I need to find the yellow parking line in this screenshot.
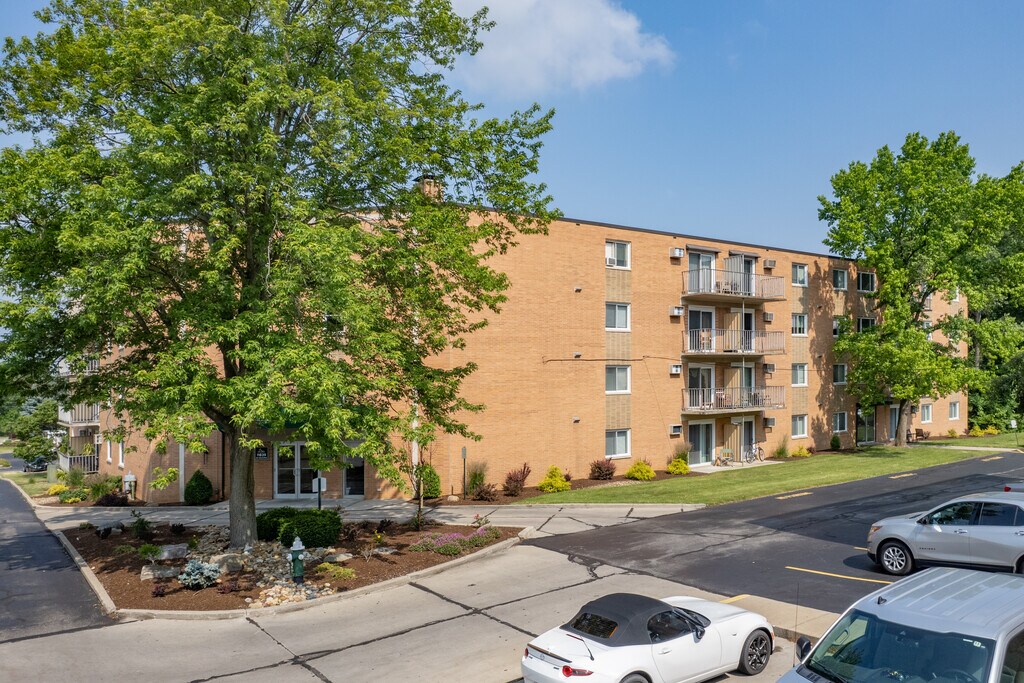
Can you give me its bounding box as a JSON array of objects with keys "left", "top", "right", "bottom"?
[
  {"left": 785, "top": 566, "right": 893, "bottom": 585},
  {"left": 777, "top": 492, "right": 812, "bottom": 500},
  {"left": 889, "top": 473, "right": 915, "bottom": 479},
  {"left": 720, "top": 594, "right": 750, "bottom": 604},
  {"left": 853, "top": 546, "right": 868, "bottom": 551},
  {"left": 982, "top": 456, "right": 1004, "bottom": 462}
]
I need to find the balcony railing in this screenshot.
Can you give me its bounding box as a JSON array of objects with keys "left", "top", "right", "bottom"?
[
  {"left": 683, "top": 269, "right": 785, "bottom": 300},
  {"left": 58, "top": 402, "right": 100, "bottom": 426},
  {"left": 58, "top": 435, "right": 101, "bottom": 473},
  {"left": 684, "top": 329, "right": 785, "bottom": 355},
  {"left": 683, "top": 386, "right": 786, "bottom": 413}
]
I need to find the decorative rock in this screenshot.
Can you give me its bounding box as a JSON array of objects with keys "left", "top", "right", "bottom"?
[
  {"left": 157, "top": 543, "right": 189, "bottom": 560},
  {"left": 447, "top": 495, "right": 459, "bottom": 502},
  {"left": 210, "top": 552, "right": 245, "bottom": 574},
  {"left": 374, "top": 547, "right": 397, "bottom": 556},
  {"left": 323, "top": 552, "right": 353, "bottom": 563},
  {"left": 141, "top": 565, "right": 181, "bottom": 581}
]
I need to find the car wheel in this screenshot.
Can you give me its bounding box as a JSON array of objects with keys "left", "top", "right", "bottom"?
[
  {"left": 619, "top": 674, "right": 649, "bottom": 683},
  {"left": 879, "top": 540, "right": 914, "bottom": 575},
  {"left": 738, "top": 629, "right": 771, "bottom": 675},
  {"left": 1014, "top": 557, "right": 1024, "bottom": 575}
]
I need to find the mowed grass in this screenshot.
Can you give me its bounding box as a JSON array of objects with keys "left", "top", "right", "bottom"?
[
  {"left": 0, "top": 470, "right": 53, "bottom": 497},
  {"left": 521, "top": 446, "right": 994, "bottom": 506},
  {"left": 926, "top": 433, "right": 1024, "bottom": 449}
]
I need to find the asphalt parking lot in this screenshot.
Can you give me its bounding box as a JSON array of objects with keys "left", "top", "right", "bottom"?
[{"left": 529, "top": 450, "right": 1024, "bottom": 613}]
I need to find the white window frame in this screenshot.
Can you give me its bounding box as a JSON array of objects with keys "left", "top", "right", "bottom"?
[
  {"left": 833, "top": 364, "right": 847, "bottom": 385},
  {"left": 605, "top": 240, "right": 630, "bottom": 269},
  {"left": 792, "top": 313, "right": 807, "bottom": 336},
  {"left": 923, "top": 319, "right": 933, "bottom": 341},
  {"left": 605, "top": 429, "right": 631, "bottom": 459},
  {"left": 792, "top": 363, "right": 808, "bottom": 387},
  {"left": 832, "top": 317, "right": 841, "bottom": 337},
  {"left": 832, "top": 269, "right": 847, "bottom": 291},
  {"left": 832, "top": 411, "right": 848, "bottom": 433},
  {"left": 605, "top": 365, "right": 631, "bottom": 395},
  {"left": 952, "top": 286, "right": 960, "bottom": 302},
  {"left": 921, "top": 404, "right": 933, "bottom": 424},
  {"left": 792, "top": 414, "right": 808, "bottom": 439},
  {"left": 857, "top": 317, "right": 876, "bottom": 333},
  {"left": 118, "top": 441, "right": 125, "bottom": 469},
  {"left": 605, "top": 302, "right": 630, "bottom": 331},
  {"left": 857, "top": 271, "right": 876, "bottom": 292},
  {"left": 792, "top": 263, "right": 808, "bottom": 287},
  {"left": 106, "top": 439, "right": 112, "bottom": 464},
  {"left": 949, "top": 401, "right": 960, "bottom": 420}
]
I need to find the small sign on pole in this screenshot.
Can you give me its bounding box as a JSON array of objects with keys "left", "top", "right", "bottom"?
[{"left": 311, "top": 476, "right": 328, "bottom": 493}]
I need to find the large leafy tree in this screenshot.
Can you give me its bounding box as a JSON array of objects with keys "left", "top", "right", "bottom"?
[
  {"left": 0, "top": 0, "right": 555, "bottom": 546},
  {"left": 820, "top": 132, "right": 999, "bottom": 446}
]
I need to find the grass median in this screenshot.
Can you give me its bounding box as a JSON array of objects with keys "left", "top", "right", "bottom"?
[
  {"left": 0, "top": 470, "right": 53, "bottom": 497},
  {"left": 520, "top": 445, "right": 994, "bottom": 506}
]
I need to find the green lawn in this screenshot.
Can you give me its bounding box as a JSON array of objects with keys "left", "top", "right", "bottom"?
[
  {"left": 0, "top": 470, "right": 53, "bottom": 497},
  {"left": 925, "top": 433, "right": 1024, "bottom": 449},
  {"left": 521, "top": 446, "right": 993, "bottom": 505}
]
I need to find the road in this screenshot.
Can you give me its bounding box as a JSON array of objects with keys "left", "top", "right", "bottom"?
[{"left": 528, "top": 450, "right": 1024, "bottom": 614}]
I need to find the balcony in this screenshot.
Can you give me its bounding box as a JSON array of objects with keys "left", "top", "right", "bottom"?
[
  {"left": 682, "top": 268, "right": 785, "bottom": 303},
  {"left": 683, "top": 329, "right": 786, "bottom": 357},
  {"left": 58, "top": 402, "right": 100, "bottom": 426},
  {"left": 682, "top": 386, "right": 786, "bottom": 415},
  {"left": 58, "top": 434, "right": 100, "bottom": 473}
]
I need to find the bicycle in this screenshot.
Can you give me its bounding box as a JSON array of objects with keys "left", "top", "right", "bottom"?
[{"left": 741, "top": 446, "right": 765, "bottom": 464}]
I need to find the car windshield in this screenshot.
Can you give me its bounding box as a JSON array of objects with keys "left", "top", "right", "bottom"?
[{"left": 805, "top": 610, "right": 994, "bottom": 683}]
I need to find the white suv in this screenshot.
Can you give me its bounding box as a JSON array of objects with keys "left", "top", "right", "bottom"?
[{"left": 781, "top": 568, "right": 1024, "bottom": 683}]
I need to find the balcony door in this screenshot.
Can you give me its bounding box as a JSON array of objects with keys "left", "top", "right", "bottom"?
[
  {"left": 856, "top": 406, "right": 876, "bottom": 444},
  {"left": 688, "top": 307, "right": 714, "bottom": 351},
  {"left": 689, "top": 252, "right": 714, "bottom": 293},
  {"left": 688, "top": 365, "right": 714, "bottom": 408},
  {"left": 275, "top": 443, "right": 318, "bottom": 498},
  {"left": 688, "top": 421, "right": 714, "bottom": 465},
  {"left": 742, "top": 311, "right": 755, "bottom": 351}
]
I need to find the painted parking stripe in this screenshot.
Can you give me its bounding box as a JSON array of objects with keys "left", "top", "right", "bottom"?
[
  {"left": 720, "top": 594, "right": 750, "bottom": 604},
  {"left": 777, "top": 492, "right": 812, "bottom": 500},
  {"left": 889, "top": 473, "right": 915, "bottom": 479},
  {"left": 785, "top": 566, "right": 893, "bottom": 585},
  {"left": 982, "top": 456, "right": 1004, "bottom": 462}
]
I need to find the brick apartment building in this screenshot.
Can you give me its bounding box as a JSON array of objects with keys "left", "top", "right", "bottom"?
[{"left": 58, "top": 214, "right": 967, "bottom": 503}]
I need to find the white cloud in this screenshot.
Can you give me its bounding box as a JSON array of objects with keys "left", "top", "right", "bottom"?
[{"left": 451, "top": 0, "right": 674, "bottom": 98}]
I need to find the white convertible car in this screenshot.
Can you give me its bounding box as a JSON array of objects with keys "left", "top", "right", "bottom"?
[{"left": 522, "top": 593, "right": 773, "bottom": 683}]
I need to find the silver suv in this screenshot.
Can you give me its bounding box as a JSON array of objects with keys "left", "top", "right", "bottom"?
[
  {"left": 780, "top": 568, "right": 1024, "bottom": 683},
  {"left": 867, "top": 491, "right": 1024, "bottom": 575}
]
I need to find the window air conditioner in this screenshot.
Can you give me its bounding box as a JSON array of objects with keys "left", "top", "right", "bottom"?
[
  {"left": 669, "top": 424, "right": 683, "bottom": 436},
  {"left": 764, "top": 417, "right": 776, "bottom": 428},
  {"left": 764, "top": 363, "right": 776, "bottom": 373},
  {"left": 669, "top": 364, "right": 682, "bottom": 375},
  {"left": 670, "top": 306, "right": 684, "bottom": 317},
  {"left": 764, "top": 259, "right": 776, "bottom": 269},
  {"left": 605, "top": 257, "right": 618, "bottom": 267},
  {"left": 763, "top": 312, "right": 774, "bottom": 322},
  {"left": 670, "top": 247, "right": 685, "bottom": 258}
]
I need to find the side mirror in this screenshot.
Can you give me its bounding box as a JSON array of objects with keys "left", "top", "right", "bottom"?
[
  {"left": 796, "top": 636, "right": 813, "bottom": 661},
  {"left": 917, "top": 517, "right": 929, "bottom": 525},
  {"left": 694, "top": 626, "right": 705, "bottom": 642}
]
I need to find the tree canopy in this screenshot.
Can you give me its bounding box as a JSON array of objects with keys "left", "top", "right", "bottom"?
[{"left": 0, "top": 0, "right": 556, "bottom": 546}]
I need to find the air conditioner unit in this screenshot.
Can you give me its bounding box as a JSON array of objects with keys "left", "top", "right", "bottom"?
[
  {"left": 764, "top": 259, "right": 777, "bottom": 269},
  {"left": 605, "top": 257, "right": 618, "bottom": 267},
  {"left": 669, "top": 424, "right": 683, "bottom": 436},
  {"left": 670, "top": 306, "right": 684, "bottom": 317},
  {"left": 764, "top": 417, "right": 776, "bottom": 428},
  {"left": 669, "top": 364, "right": 682, "bottom": 375},
  {"left": 764, "top": 363, "right": 776, "bottom": 373},
  {"left": 763, "top": 312, "right": 774, "bottom": 322},
  {"left": 670, "top": 247, "right": 685, "bottom": 258}
]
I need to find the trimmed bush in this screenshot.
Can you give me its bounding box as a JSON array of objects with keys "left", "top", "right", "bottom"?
[
  {"left": 47, "top": 483, "right": 69, "bottom": 496},
  {"left": 178, "top": 560, "right": 221, "bottom": 589},
  {"left": 58, "top": 488, "right": 88, "bottom": 503},
  {"left": 791, "top": 445, "right": 811, "bottom": 458},
  {"left": 502, "top": 462, "right": 531, "bottom": 497},
  {"left": 983, "top": 425, "right": 1000, "bottom": 435},
  {"left": 256, "top": 507, "right": 299, "bottom": 541},
  {"left": 278, "top": 509, "right": 342, "bottom": 548},
  {"left": 315, "top": 563, "right": 356, "bottom": 581},
  {"left": 589, "top": 459, "right": 616, "bottom": 480},
  {"left": 537, "top": 466, "right": 571, "bottom": 493},
  {"left": 624, "top": 459, "right": 656, "bottom": 481},
  {"left": 830, "top": 434, "right": 842, "bottom": 450},
  {"left": 946, "top": 429, "right": 958, "bottom": 438},
  {"left": 95, "top": 491, "right": 129, "bottom": 507},
  {"left": 183, "top": 470, "right": 213, "bottom": 506},
  {"left": 666, "top": 457, "right": 689, "bottom": 476},
  {"left": 415, "top": 462, "right": 441, "bottom": 499}
]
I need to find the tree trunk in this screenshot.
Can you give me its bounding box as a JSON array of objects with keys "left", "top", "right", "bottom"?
[
  {"left": 894, "top": 399, "right": 910, "bottom": 447},
  {"left": 226, "top": 428, "right": 257, "bottom": 549},
  {"left": 973, "top": 310, "right": 982, "bottom": 369}
]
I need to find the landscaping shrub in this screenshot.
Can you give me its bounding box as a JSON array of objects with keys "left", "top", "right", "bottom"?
[
  {"left": 137, "top": 544, "right": 160, "bottom": 563},
  {"left": 113, "top": 544, "right": 134, "bottom": 555},
  {"left": 947, "top": 429, "right": 958, "bottom": 438},
  {"left": 830, "top": 434, "right": 842, "bottom": 451},
  {"left": 409, "top": 527, "right": 501, "bottom": 556},
  {"left": 537, "top": 465, "right": 571, "bottom": 493},
  {"left": 0, "top": 458, "right": 9, "bottom": 468},
  {"left": 95, "top": 491, "right": 129, "bottom": 507},
  {"left": 58, "top": 488, "right": 88, "bottom": 503},
  {"left": 178, "top": 559, "right": 221, "bottom": 589},
  {"left": 130, "top": 510, "right": 154, "bottom": 540},
  {"left": 415, "top": 462, "right": 441, "bottom": 498},
  {"left": 256, "top": 507, "right": 299, "bottom": 541},
  {"left": 773, "top": 436, "right": 790, "bottom": 459},
  {"left": 791, "top": 445, "right": 811, "bottom": 458},
  {"left": 666, "top": 457, "right": 689, "bottom": 476},
  {"left": 277, "top": 509, "right": 343, "bottom": 548},
  {"left": 375, "top": 518, "right": 395, "bottom": 536},
  {"left": 467, "top": 462, "right": 487, "bottom": 495},
  {"left": 983, "top": 425, "right": 1000, "bottom": 435},
  {"left": 86, "top": 474, "right": 122, "bottom": 500},
  {"left": 151, "top": 584, "right": 167, "bottom": 598},
  {"left": 563, "top": 470, "right": 573, "bottom": 482},
  {"left": 183, "top": 470, "right": 213, "bottom": 505},
  {"left": 47, "top": 483, "right": 69, "bottom": 496},
  {"left": 969, "top": 425, "right": 985, "bottom": 437},
  {"left": 473, "top": 483, "right": 498, "bottom": 502},
  {"left": 502, "top": 462, "right": 531, "bottom": 497},
  {"left": 589, "top": 459, "right": 616, "bottom": 480},
  {"left": 65, "top": 467, "right": 86, "bottom": 488},
  {"left": 624, "top": 459, "right": 656, "bottom": 481},
  {"left": 170, "top": 523, "right": 186, "bottom": 535},
  {"left": 315, "top": 563, "right": 356, "bottom": 581}
]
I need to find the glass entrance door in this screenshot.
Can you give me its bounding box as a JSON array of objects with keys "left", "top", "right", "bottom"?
[
  {"left": 742, "top": 419, "right": 756, "bottom": 457},
  {"left": 688, "top": 422, "right": 714, "bottom": 465},
  {"left": 857, "top": 407, "right": 876, "bottom": 443},
  {"left": 275, "top": 443, "right": 318, "bottom": 497},
  {"left": 889, "top": 406, "right": 899, "bottom": 441},
  {"left": 688, "top": 366, "right": 714, "bottom": 407}
]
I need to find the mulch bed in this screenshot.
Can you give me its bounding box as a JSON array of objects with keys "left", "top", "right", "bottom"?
[{"left": 65, "top": 521, "right": 518, "bottom": 611}]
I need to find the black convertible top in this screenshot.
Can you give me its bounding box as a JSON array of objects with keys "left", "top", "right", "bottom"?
[{"left": 561, "top": 593, "right": 672, "bottom": 646}]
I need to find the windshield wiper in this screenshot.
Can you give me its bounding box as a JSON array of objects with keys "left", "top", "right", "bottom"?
[{"left": 806, "top": 661, "right": 851, "bottom": 683}]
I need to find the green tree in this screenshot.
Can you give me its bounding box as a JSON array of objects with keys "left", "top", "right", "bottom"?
[
  {"left": 0, "top": 0, "right": 555, "bottom": 547},
  {"left": 820, "top": 132, "right": 999, "bottom": 446},
  {"left": 9, "top": 398, "right": 60, "bottom": 463}
]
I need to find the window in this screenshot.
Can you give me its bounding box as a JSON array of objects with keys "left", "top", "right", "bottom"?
[
  {"left": 792, "top": 314, "right": 807, "bottom": 336},
  {"left": 858, "top": 317, "right": 876, "bottom": 333},
  {"left": 605, "top": 365, "right": 630, "bottom": 394},
  {"left": 647, "top": 610, "right": 692, "bottom": 643},
  {"left": 792, "top": 414, "right": 808, "bottom": 438},
  {"left": 792, "top": 263, "right": 808, "bottom": 287},
  {"left": 921, "top": 404, "right": 933, "bottom": 423},
  {"left": 605, "top": 429, "right": 630, "bottom": 459},
  {"left": 925, "top": 501, "right": 976, "bottom": 526},
  {"left": 605, "top": 240, "right": 630, "bottom": 268},
  {"left": 833, "top": 412, "right": 848, "bottom": 433},
  {"left": 977, "top": 503, "right": 1021, "bottom": 527},
  {"left": 106, "top": 439, "right": 112, "bottom": 464},
  {"left": 952, "top": 286, "right": 960, "bottom": 302},
  {"left": 857, "top": 271, "right": 876, "bottom": 292},
  {"left": 605, "top": 302, "right": 630, "bottom": 330},
  {"left": 792, "top": 363, "right": 808, "bottom": 386},
  {"left": 570, "top": 613, "right": 619, "bottom": 640},
  {"left": 118, "top": 441, "right": 125, "bottom": 468},
  {"left": 949, "top": 401, "right": 960, "bottom": 420},
  {"left": 833, "top": 317, "right": 841, "bottom": 337},
  {"left": 832, "top": 269, "right": 847, "bottom": 290},
  {"left": 833, "top": 364, "right": 847, "bottom": 384}
]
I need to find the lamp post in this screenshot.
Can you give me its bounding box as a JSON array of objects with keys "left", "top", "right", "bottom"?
[{"left": 290, "top": 537, "right": 305, "bottom": 584}]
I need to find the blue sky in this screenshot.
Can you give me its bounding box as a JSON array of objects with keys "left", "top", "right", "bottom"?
[{"left": 4, "top": 1, "right": 1024, "bottom": 252}]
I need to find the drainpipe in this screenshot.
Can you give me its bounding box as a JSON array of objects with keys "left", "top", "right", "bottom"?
[{"left": 220, "top": 428, "right": 226, "bottom": 501}]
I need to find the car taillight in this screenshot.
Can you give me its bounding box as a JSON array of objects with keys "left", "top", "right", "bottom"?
[
  {"left": 1006, "top": 486, "right": 1012, "bottom": 492},
  {"left": 524, "top": 647, "right": 529, "bottom": 658},
  {"left": 562, "top": 665, "right": 594, "bottom": 677}
]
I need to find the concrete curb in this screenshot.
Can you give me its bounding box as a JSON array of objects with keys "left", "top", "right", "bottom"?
[{"left": 56, "top": 525, "right": 532, "bottom": 622}]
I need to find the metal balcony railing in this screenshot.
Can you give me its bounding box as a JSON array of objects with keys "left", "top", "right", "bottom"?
[
  {"left": 684, "top": 329, "right": 786, "bottom": 355},
  {"left": 683, "top": 386, "right": 786, "bottom": 412},
  {"left": 58, "top": 403, "right": 100, "bottom": 426},
  {"left": 58, "top": 434, "right": 101, "bottom": 473},
  {"left": 684, "top": 269, "right": 785, "bottom": 300}
]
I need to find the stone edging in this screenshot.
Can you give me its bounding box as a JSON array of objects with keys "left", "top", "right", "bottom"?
[{"left": 55, "top": 526, "right": 532, "bottom": 621}]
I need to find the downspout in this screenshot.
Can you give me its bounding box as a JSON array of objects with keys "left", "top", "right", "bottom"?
[{"left": 220, "top": 428, "right": 226, "bottom": 501}]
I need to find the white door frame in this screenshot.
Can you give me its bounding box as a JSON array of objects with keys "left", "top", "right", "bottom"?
[{"left": 274, "top": 441, "right": 318, "bottom": 498}]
